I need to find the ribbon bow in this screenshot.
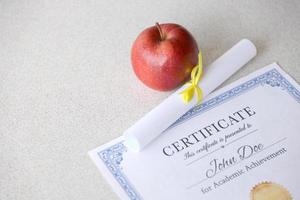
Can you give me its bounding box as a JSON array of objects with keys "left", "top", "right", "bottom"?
[{"left": 180, "top": 51, "right": 204, "bottom": 104}]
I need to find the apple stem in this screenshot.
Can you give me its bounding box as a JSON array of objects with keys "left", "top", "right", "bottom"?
[{"left": 155, "top": 22, "right": 165, "bottom": 40}]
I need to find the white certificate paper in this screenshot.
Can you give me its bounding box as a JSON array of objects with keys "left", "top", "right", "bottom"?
[{"left": 89, "top": 63, "right": 300, "bottom": 200}]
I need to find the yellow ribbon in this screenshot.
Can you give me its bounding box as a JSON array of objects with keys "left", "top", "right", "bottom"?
[{"left": 180, "top": 51, "right": 203, "bottom": 104}]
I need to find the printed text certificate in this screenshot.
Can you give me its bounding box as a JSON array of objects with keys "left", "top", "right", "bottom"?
[{"left": 89, "top": 63, "right": 300, "bottom": 200}]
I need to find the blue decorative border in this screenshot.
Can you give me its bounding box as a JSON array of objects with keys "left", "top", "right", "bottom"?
[
  {"left": 97, "top": 68, "right": 300, "bottom": 200},
  {"left": 98, "top": 143, "right": 141, "bottom": 200}
]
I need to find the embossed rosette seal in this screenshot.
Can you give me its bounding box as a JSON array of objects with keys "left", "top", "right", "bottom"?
[{"left": 250, "top": 182, "right": 292, "bottom": 200}]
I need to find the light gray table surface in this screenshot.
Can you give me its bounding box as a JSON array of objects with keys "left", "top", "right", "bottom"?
[{"left": 0, "top": 0, "right": 299, "bottom": 199}]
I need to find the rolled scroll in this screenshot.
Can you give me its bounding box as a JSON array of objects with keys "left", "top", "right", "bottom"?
[{"left": 124, "top": 39, "right": 257, "bottom": 152}]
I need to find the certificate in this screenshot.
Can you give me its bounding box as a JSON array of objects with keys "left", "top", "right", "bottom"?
[{"left": 89, "top": 63, "right": 300, "bottom": 200}]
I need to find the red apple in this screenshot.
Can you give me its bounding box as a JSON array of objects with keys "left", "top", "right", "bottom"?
[{"left": 131, "top": 23, "right": 199, "bottom": 91}]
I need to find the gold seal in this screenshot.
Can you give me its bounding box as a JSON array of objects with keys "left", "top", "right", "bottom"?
[{"left": 250, "top": 182, "right": 292, "bottom": 200}]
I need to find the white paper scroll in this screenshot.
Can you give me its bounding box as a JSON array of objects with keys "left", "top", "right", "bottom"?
[{"left": 124, "top": 39, "right": 257, "bottom": 152}]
